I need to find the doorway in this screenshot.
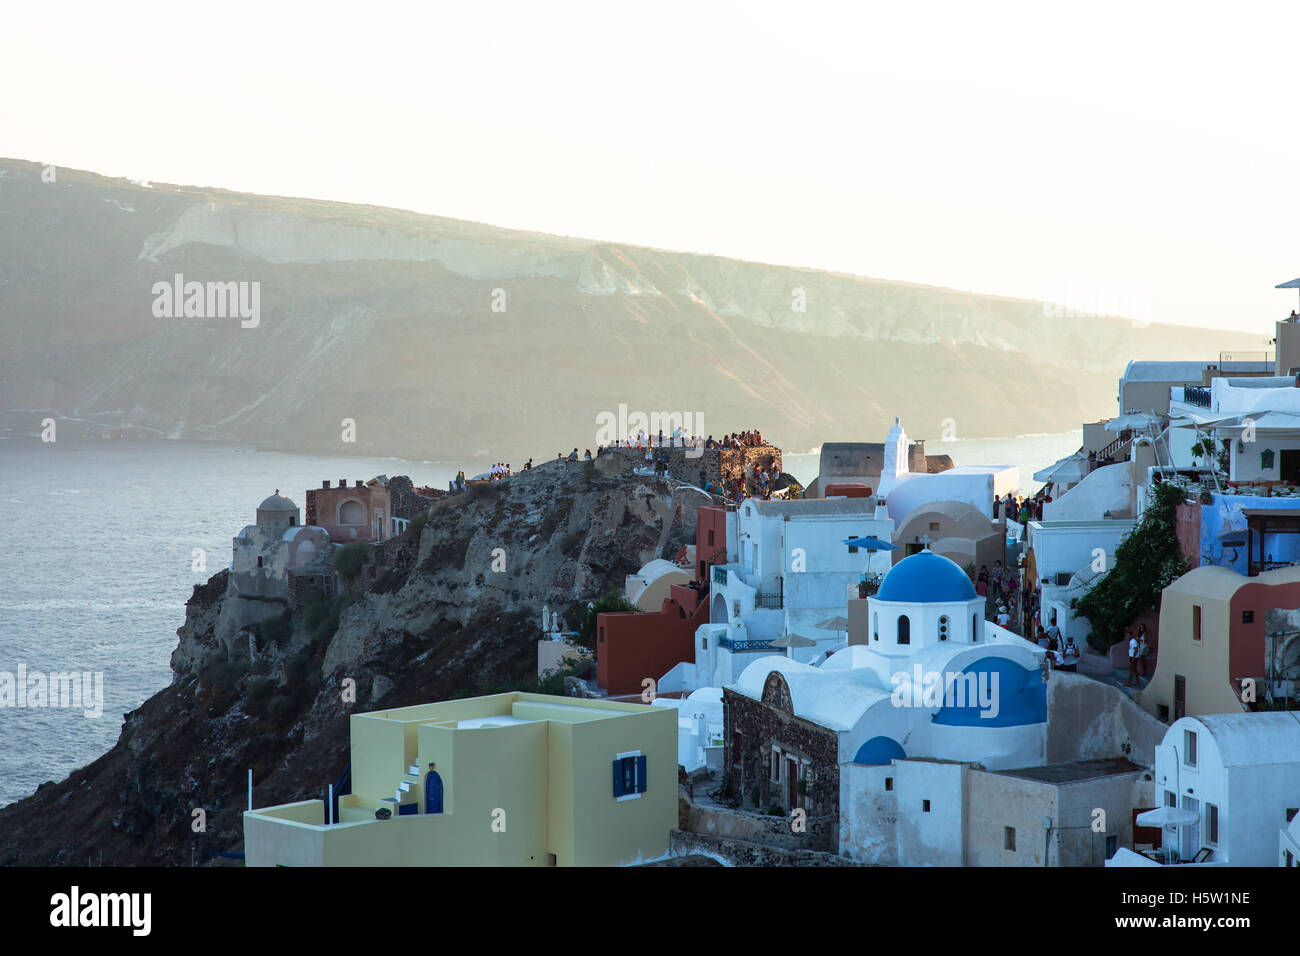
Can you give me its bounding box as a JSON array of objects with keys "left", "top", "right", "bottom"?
[{"left": 424, "top": 769, "right": 444, "bottom": 814}]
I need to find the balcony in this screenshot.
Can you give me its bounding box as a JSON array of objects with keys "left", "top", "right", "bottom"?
[
  {"left": 711, "top": 565, "right": 728, "bottom": 587},
  {"left": 753, "top": 590, "right": 784, "bottom": 609},
  {"left": 1183, "top": 385, "right": 1211, "bottom": 408},
  {"left": 718, "top": 636, "right": 776, "bottom": 652}
]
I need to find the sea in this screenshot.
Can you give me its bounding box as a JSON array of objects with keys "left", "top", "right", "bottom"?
[{"left": 0, "top": 430, "right": 1079, "bottom": 807}]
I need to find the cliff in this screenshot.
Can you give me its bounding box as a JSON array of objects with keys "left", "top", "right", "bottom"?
[
  {"left": 0, "top": 158, "right": 1263, "bottom": 458},
  {"left": 0, "top": 462, "right": 697, "bottom": 865}
]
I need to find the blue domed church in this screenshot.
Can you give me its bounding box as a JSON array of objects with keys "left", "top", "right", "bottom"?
[{"left": 721, "top": 546, "right": 1048, "bottom": 853}]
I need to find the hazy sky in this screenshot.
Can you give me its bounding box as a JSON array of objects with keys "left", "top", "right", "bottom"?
[{"left": 3, "top": 1, "right": 1298, "bottom": 335}]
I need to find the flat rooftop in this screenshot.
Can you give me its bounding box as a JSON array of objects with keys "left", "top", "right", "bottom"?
[{"left": 992, "top": 757, "right": 1143, "bottom": 784}]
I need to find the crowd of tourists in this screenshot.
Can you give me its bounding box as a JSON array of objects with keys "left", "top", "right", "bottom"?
[{"left": 994, "top": 490, "right": 1054, "bottom": 524}]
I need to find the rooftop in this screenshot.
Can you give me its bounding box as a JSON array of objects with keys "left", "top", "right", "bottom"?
[{"left": 993, "top": 757, "right": 1144, "bottom": 784}]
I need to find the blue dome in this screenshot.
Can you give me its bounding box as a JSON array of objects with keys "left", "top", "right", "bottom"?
[
  {"left": 854, "top": 736, "right": 907, "bottom": 766},
  {"left": 875, "top": 549, "right": 977, "bottom": 603}
]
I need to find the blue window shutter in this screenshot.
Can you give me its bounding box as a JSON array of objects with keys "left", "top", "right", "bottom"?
[
  {"left": 636, "top": 755, "right": 648, "bottom": 793},
  {"left": 613, "top": 759, "right": 624, "bottom": 797}
]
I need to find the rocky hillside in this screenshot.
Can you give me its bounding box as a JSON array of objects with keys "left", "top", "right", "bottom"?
[
  {"left": 0, "top": 158, "right": 1262, "bottom": 457},
  {"left": 0, "top": 462, "right": 697, "bottom": 865}
]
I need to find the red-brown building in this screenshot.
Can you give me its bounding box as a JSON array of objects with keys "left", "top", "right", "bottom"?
[
  {"left": 597, "top": 506, "right": 729, "bottom": 695},
  {"left": 305, "top": 478, "right": 392, "bottom": 543}
]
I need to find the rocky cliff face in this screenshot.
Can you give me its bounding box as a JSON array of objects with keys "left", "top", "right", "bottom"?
[
  {"left": 0, "top": 158, "right": 1262, "bottom": 458},
  {"left": 0, "top": 462, "right": 695, "bottom": 865}
]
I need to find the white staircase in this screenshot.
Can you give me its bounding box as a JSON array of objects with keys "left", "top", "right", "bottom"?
[{"left": 378, "top": 764, "right": 422, "bottom": 815}]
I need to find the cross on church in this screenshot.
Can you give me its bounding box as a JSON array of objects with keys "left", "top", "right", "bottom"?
[{"left": 918, "top": 534, "right": 933, "bottom": 550}]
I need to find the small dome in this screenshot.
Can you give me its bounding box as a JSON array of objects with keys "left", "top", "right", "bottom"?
[
  {"left": 876, "top": 549, "right": 976, "bottom": 603},
  {"left": 258, "top": 490, "right": 298, "bottom": 512}
]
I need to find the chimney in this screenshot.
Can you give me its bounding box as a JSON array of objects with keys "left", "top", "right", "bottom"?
[
  {"left": 355, "top": 479, "right": 364, "bottom": 488},
  {"left": 340, "top": 479, "right": 347, "bottom": 489},
  {"left": 322, "top": 480, "right": 331, "bottom": 489}
]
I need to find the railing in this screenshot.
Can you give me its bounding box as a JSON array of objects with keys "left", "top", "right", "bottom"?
[
  {"left": 753, "top": 591, "right": 784, "bottom": 609},
  {"left": 712, "top": 565, "right": 728, "bottom": 587},
  {"left": 1096, "top": 429, "right": 1132, "bottom": 462},
  {"left": 719, "top": 636, "right": 776, "bottom": 652},
  {"left": 1183, "top": 385, "right": 1211, "bottom": 408}
]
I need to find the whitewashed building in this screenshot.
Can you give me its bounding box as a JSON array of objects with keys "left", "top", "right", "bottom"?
[{"left": 1108, "top": 712, "right": 1300, "bottom": 867}]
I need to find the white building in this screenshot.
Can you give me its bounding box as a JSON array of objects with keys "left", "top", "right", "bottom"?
[
  {"left": 1027, "top": 518, "right": 1134, "bottom": 642},
  {"left": 1108, "top": 712, "right": 1300, "bottom": 867},
  {"left": 693, "top": 496, "right": 895, "bottom": 685},
  {"left": 877, "top": 419, "right": 1019, "bottom": 522}
]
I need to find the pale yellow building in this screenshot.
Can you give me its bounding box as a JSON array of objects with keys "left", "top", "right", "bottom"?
[{"left": 244, "top": 692, "right": 678, "bottom": 866}]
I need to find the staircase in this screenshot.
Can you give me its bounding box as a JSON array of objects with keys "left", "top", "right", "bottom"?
[{"left": 377, "top": 763, "right": 422, "bottom": 816}]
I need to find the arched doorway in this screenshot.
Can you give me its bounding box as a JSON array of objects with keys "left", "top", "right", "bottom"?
[
  {"left": 424, "top": 769, "right": 444, "bottom": 814},
  {"left": 711, "top": 592, "right": 728, "bottom": 625}
]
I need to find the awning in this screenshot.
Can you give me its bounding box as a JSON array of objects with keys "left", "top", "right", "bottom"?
[
  {"left": 1137, "top": 806, "right": 1198, "bottom": 828},
  {"left": 1106, "top": 412, "right": 1159, "bottom": 432},
  {"left": 1275, "top": 278, "right": 1300, "bottom": 289},
  {"left": 1033, "top": 452, "right": 1086, "bottom": 484}
]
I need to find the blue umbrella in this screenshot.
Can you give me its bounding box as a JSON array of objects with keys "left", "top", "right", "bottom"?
[{"left": 844, "top": 536, "right": 898, "bottom": 551}]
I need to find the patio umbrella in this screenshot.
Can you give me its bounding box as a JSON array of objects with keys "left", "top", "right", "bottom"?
[
  {"left": 816, "top": 615, "right": 849, "bottom": 631},
  {"left": 1136, "top": 806, "right": 1198, "bottom": 828},
  {"left": 844, "top": 536, "right": 898, "bottom": 551},
  {"left": 771, "top": 633, "right": 817, "bottom": 648},
  {"left": 1277, "top": 277, "right": 1300, "bottom": 312}
]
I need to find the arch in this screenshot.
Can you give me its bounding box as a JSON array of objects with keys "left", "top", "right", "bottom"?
[
  {"left": 339, "top": 499, "right": 365, "bottom": 525},
  {"left": 295, "top": 539, "right": 317, "bottom": 568},
  {"left": 897, "top": 614, "right": 910, "bottom": 645},
  {"left": 854, "top": 736, "right": 906, "bottom": 766},
  {"left": 711, "top": 592, "right": 729, "bottom": 625},
  {"left": 424, "top": 770, "right": 444, "bottom": 814}
]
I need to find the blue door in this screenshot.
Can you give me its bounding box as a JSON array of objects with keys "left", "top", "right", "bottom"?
[{"left": 424, "top": 771, "right": 444, "bottom": 814}]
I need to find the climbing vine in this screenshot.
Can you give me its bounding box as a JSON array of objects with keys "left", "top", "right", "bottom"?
[{"left": 1075, "top": 481, "right": 1187, "bottom": 652}]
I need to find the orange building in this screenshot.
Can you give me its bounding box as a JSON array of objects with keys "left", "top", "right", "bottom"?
[{"left": 305, "top": 478, "right": 393, "bottom": 543}]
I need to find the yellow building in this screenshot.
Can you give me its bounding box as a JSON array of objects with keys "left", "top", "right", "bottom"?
[{"left": 244, "top": 692, "right": 678, "bottom": 866}]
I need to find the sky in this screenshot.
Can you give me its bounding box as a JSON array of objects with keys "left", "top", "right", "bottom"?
[{"left": 3, "top": 0, "right": 1298, "bottom": 336}]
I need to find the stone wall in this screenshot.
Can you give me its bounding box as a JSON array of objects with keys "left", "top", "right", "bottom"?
[
  {"left": 668, "top": 829, "right": 861, "bottom": 866},
  {"left": 722, "top": 682, "right": 840, "bottom": 852},
  {"left": 681, "top": 791, "right": 836, "bottom": 852},
  {"left": 387, "top": 475, "right": 448, "bottom": 521},
  {"left": 597, "top": 444, "right": 783, "bottom": 492}
]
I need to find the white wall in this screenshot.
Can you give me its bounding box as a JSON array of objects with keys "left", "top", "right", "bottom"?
[
  {"left": 1043, "top": 461, "right": 1133, "bottom": 521},
  {"left": 1029, "top": 520, "right": 1133, "bottom": 583},
  {"left": 895, "top": 760, "right": 967, "bottom": 866}
]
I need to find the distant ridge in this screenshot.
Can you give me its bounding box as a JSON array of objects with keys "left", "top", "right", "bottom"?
[{"left": 0, "top": 157, "right": 1263, "bottom": 460}]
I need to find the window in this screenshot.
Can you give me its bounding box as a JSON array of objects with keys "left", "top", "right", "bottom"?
[
  {"left": 599, "top": 626, "right": 605, "bottom": 643},
  {"left": 884, "top": 777, "right": 894, "bottom": 792},
  {"left": 972, "top": 613, "right": 980, "bottom": 642},
  {"left": 289, "top": 515, "right": 296, "bottom": 526},
  {"left": 1004, "top": 827, "right": 1016, "bottom": 851},
  {"left": 898, "top": 615, "right": 911, "bottom": 645},
  {"left": 701, "top": 636, "right": 708, "bottom": 650},
  {"left": 1192, "top": 604, "right": 1202, "bottom": 642},
  {"left": 256, "top": 556, "right": 263, "bottom": 568},
  {"left": 1287, "top": 850, "right": 1295, "bottom": 867},
  {"left": 938, "top": 615, "right": 949, "bottom": 642},
  {"left": 922, "top": 799, "right": 931, "bottom": 813},
  {"left": 1242, "top": 609, "right": 1254, "bottom": 624},
  {"left": 1165, "top": 790, "right": 1177, "bottom": 808},
  {"left": 612, "top": 753, "right": 647, "bottom": 799},
  {"left": 770, "top": 749, "right": 780, "bottom": 783},
  {"left": 1184, "top": 729, "right": 1197, "bottom": 768},
  {"left": 732, "top": 732, "right": 742, "bottom": 764},
  {"left": 873, "top": 613, "right": 879, "bottom": 642},
  {"left": 708, "top": 529, "right": 715, "bottom": 546},
  {"left": 1206, "top": 803, "right": 1219, "bottom": 845},
  {"left": 928, "top": 522, "right": 940, "bottom": 532},
  {"left": 1288, "top": 808, "right": 1299, "bottom": 823},
  {"left": 1105, "top": 835, "right": 1118, "bottom": 859}
]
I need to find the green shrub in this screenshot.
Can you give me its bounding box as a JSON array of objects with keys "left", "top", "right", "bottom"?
[
  {"left": 258, "top": 611, "right": 292, "bottom": 648},
  {"left": 1075, "top": 481, "right": 1187, "bottom": 652},
  {"left": 267, "top": 693, "right": 296, "bottom": 724},
  {"left": 575, "top": 590, "right": 641, "bottom": 652},
  {"left": 302, "top": 593, "right": 355, "bottom": 641},
  {"left": 334, "top": 542, "right": 369, "bottom": 580}
]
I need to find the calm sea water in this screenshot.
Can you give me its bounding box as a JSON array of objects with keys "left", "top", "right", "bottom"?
[
  {"left": 0, "top": 439, "right": 479, "bottom": 807},
  {"left": 0, "top": 431, "right": 1078, "bottom": 807}
]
